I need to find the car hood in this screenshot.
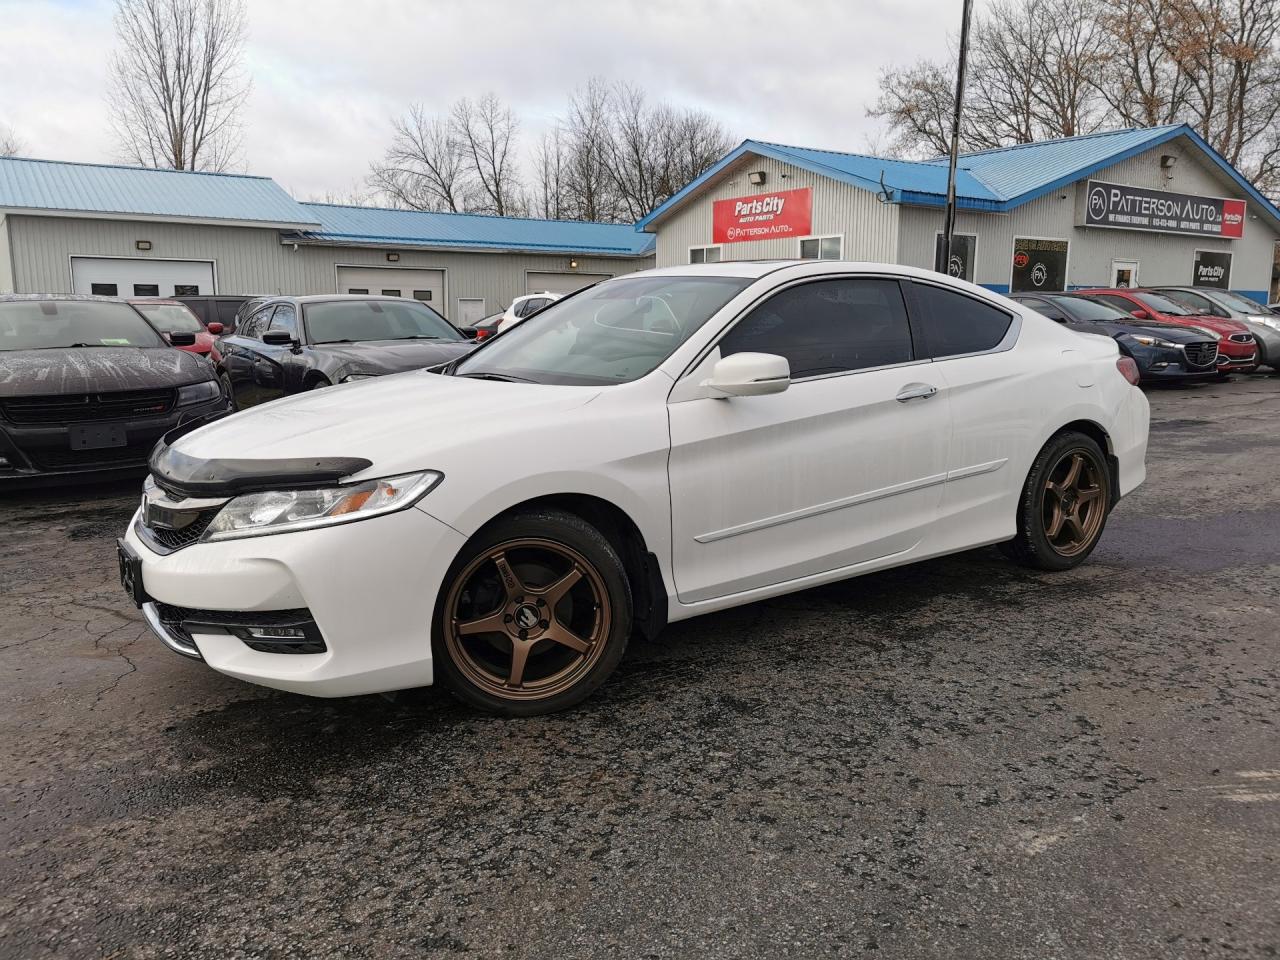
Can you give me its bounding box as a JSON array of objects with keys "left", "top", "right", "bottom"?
[
  {"left": 171, "top": 370, "right": 601, "bottom": 471},
  {"left": 1162, "top": 314, "right": 1248, "bottom": 336},
  {"left": 0, "top": 347, "right": 214, "bottom": 397},
  {"left": 1124, "top": 323, "right": 1216, "bottom": 343},
  {"left": 309, "top": 339, "right": 475, "bottom": 376}
]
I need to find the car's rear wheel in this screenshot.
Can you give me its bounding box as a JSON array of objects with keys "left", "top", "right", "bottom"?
[
  {"left": 999, "top": 431, "right": 1112, "bottom": 571},
  {"left": 433, "top": 508, "right": 632, "bottom": 715}
]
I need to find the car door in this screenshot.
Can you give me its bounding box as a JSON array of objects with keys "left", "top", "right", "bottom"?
[
  {"left": 666, "top": 276, "right": 952, "bottom": 604},
  {"left": 220, "top": 304, "right": 276, "bottom": 407},
  {"left": 900, "top": 280, "right": 1028, "bottom": 544},
  {"left": 251, "top": 302, "right": 299, "bottom": 404}
]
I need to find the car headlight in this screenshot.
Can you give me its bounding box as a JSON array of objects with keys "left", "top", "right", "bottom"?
[
  {"left": 202, "top": 471, "right": 442, "bottom": 541},
  {"left": 1123, "top": 334, "right": 1177, "bottom": 348},
  {"left": 177, "top": 380, "right": 222, "bottom": 406},
  {"left": 340, "top": 373, "right": 379, "bottom": 382},
  {"left": 1252, "top": 315, "right": 1280, "bottom": 331}
]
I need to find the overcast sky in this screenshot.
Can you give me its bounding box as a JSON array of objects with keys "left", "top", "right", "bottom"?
[{"left": 0, "top": 0, "right": 970, "bottom": 202}]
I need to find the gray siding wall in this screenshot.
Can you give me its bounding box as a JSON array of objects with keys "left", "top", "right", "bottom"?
[
  {"left": 0, "top": 216, "right": 13, "bottom": 294},
  {"left": 896, "top": 140, "right": 1280, "bottom": 295},
  {"left": 652, "top": 154, "right": 900, "bottom": 267},
  {"left": 6, "top": 215, "right": 653, "bottom": 321}
]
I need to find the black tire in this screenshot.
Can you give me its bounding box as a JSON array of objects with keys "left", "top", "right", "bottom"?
[
  {"left": 998, "top": 431, "right": 1112, "bottom": 571},
  {"left": 432, "top": 508, "right": 633, "bottom": 716},
  {"left": 217, "top": 372, "right": 237, "bottom": 411}
]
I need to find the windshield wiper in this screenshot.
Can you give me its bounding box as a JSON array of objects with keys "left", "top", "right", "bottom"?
[
  {"left": 389, "top": 335, "right": 445, "bottom": 341},
  {"left": 456, "top": 371, "right": 536, "bottom": 383}
]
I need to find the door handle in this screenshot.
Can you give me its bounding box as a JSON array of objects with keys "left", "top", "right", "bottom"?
[{"left": 896, "top": 383, "right": 938, "bottom": 403}]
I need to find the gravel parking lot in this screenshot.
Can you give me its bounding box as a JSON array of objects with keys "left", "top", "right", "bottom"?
[{"left": 1, "top": 376, "right": 1278, "bottom": 960}]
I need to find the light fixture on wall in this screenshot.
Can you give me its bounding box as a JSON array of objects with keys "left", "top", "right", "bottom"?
[
  {"left": 135, "top": 240, "right": 152, "bottom": 251},
  {"left": 569, "top": 259, "right": 579, "bottom": 269},
  {"left": 386, "top": 251, "right": 400, "bottom": 262},
  {"left": 748, "top": 170, "right": 767, "bottom": 186}
]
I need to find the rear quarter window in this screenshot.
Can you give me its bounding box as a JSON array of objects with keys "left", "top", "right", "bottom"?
[{"left": 905, "top": 282, "right": 1014, "bottom": 358}]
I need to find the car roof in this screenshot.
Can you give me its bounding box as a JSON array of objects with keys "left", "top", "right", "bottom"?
[
  {"left": 0, "top": 293, "right": 126, "bottom": 303},
  {"left": 127, "top": 297, "right": 184, "bottom": 305},
  {"left": 282, "top": 294, "right": 433, "bottom": 303}
]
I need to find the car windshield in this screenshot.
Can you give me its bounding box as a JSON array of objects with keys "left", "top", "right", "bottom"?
[
  {"left": 304, "top": 299, "right": 463, "bottom": 344},
  {"left": 454, "top": 275, "right": 754, "bottom": 386},
  {"left": 1048, "top": 296, "right": 1131, "bottom": 321},
  {"left": 0, "top": 300, "right": 166, "bottom": 350},
  {"left": 133, "top": 302, "right": 205, "bottom": 333},
  {"left": 1204, "top": 289, "right": 1267, "bottom": 314},
  {"left": 1133, "top": 292, "right": 1194, "bottom": 316},
  {"left": 1156, "top": 289, "right": 1230, "bottom": 317}
]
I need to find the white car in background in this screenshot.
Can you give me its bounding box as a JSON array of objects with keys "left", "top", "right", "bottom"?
[
  {"left": 496, "top": 291, "right": 561, "bottom": 333},
  {"left": 119, "top": 262, "right": 1149, "bottom": 716}
]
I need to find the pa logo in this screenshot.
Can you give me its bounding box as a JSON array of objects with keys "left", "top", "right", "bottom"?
[
  {"left": 1088, "top": 186, "right": 1108, "bottom": 219},
  {"left": 948, "top": 254, "right": 963, "bottom": 277},
  {"left": 1031, "top": 262, "right": 1049, "bottom": 287}
]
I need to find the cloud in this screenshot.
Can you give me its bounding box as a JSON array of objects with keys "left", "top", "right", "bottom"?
[{"left": 1, "top": 0, "right": 961, "bottom": 199}]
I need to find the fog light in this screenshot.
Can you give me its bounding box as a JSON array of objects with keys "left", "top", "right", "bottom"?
[
  {"left": 1152, "top": 362, "right": 1168, "bottom": 369},
  {"left": 245, "top": 626, "right": 307, "bottom": 640},
  {"left": 0, "top": 456, "right": 9, "bottom": 468}
]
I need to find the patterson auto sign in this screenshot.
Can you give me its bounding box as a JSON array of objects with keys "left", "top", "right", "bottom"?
[
  {"left": 1084, "top": 179, "right": 1245, "bottom": 239},
  {"left": 713, "top": 187, "right": 812, "bottom": 244}
]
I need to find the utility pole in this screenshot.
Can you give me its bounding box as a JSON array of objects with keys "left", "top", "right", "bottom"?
[{"left": 941, "top": 0, "right": 975, "bottom": 277}]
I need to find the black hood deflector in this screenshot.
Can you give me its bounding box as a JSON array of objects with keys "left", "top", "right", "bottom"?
[{"left": 150, "top": 419, "right": 372, "bottom": 498}]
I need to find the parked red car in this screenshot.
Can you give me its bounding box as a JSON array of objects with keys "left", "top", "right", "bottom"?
[
  {"left": 129, "top": 298, "right": 222, "bottom": 364},
  {"left": 1073, "top": 288, "right": 1258, "bottom": 374}
]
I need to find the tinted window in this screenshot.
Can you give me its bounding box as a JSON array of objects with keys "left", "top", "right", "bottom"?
[
  {"left": 90, "top": 283, "right": 118, "bottom": 296},
  {"left": 242, "top": 305, "right": 277, "bottom": 339},
  {"left": 718, "top": 278, "right": 913, "bottom": 379},
  {"left": 1047, "top": 295, "right": 1132, "bottom": 322},
  {"left": 906, "top": 282, "right": 1013, "bottom": 358},
  {"left": 1132, "top": 292, "right": 1194, "bottom": 315},
  {"left": 1157, "top": 288, "right": 1230, "bottom": 317},
  {"left": 303, "top": 299, "right": 462, "bottom": 344},
  {"left": 1014, "top": 296, "right": 1067, "bottom": 322},
  {"left": 0, "top": 300, "right": 166, "bottom": 350},
  {"left": 268, "top": 303, "right": 298, "bottom": 339}
]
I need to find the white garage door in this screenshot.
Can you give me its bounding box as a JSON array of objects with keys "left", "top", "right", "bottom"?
[
  {"left": 526, "top": 271, "right": 611, "bottom": 296},
  {"left": 336, "top": 266, "right": 444, "bottom": 309},
  {"left": 70, "top": 257, "right": 215, "bottom": 297}
]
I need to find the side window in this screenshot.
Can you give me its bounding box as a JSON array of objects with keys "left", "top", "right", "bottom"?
[
  {"left": 242, "top": 305, "right": 276, "bottom": 339},
  {"left": 717, "top": 278, "right": 913, "bottom": 379},
  {"left": 905, "top": 282, "right": 1013, "bottom": 358},
  {"left": 1094, "top": 294, "right": 1137, "bottom": 314},
  {"left": 1016, "top": 297, "right": 1066, "bottom": 322},
  {"left": 216, "top": 300, "right": 240, "bottom": 325},
  {"left": 268, "top": 303, "right": 298, "bottom": 339}
]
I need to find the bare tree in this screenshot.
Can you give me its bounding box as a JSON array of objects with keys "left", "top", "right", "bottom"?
[
  {"left": 563, "top": 79, "right": 619, "bottom": 222},
  {"left": 107, "top": 0, "right": 249, "bottom": 171},
  {"left": 869, "top": 59, "right": 958, "bottom": 157},
  {"left": 0, "top": 123, "right": 23, "bottom": 157},
  {"left": 451, "top": 93, "right": 522, "bottom": 216},
  {"left": 532, "top": 128, "right": 568, "bottom": 220},
  {"left": 368, "top": 104, "right": 468, "bottom": 212}
]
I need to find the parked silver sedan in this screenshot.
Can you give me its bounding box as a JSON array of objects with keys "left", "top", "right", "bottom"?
[{"left": 1156, "top": 287, "right": 1280, "bottom": 373}]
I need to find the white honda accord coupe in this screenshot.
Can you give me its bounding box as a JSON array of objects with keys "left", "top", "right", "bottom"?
[{"left": 119, "top": 261, "right": 1149, "bottom": 715}]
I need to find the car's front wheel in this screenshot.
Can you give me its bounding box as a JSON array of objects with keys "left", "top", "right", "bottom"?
[
  {"left": 999, "top": 431, "right": 1112, "bottom": 571},
  {"left": 433, "top": 508, "right": 632, "bottom": 715}
]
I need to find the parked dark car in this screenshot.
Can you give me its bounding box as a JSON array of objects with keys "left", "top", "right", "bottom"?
[
  {"left": 1150, "top": 286, "right": 1280, "bottom": 373},
  {"left": 0, "top": 295, "right": 230, "bottom": 486},
  {"left": 174, "top": 295, "right": 255, "bottom": 333},
  {"left": 214, "top": 295, "right": 477, "bottom": 408},
  {"left": 1011, "top": 292, "right": 1219, "bottom": 383}
]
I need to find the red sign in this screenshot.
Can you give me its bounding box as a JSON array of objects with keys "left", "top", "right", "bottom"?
[
  {"left": 713, "top": 188, "right": 812, "bottom": 244},
  {"left": 1221, "top": 198, "right": 1246, "bottom": 239}
]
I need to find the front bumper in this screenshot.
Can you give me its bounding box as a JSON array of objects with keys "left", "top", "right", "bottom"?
[
  {"left": 1127, "top": 343, "right": 1217, "bottom": 382},
  {"left": 124, "top": 504, "right": 467, "bottom": 697},
  {"left": 0, "top": 395, "right": 231, "bottom": 487},
  {"left": 1215, "top": 339, "right": 1258, "bottom": 373}
]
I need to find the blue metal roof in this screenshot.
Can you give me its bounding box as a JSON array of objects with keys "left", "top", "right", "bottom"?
[
  {"left": 0, "top": 156, "right": 318, "bottom": 227},
  {"left": 637, "top": 124, "right": 1280, "bottom": 231},
  {"left": 294, "top": 203, "right": 655, "bottom": 257}
]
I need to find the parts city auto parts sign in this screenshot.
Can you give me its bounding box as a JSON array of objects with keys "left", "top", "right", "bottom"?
[
  {"left": 1084, "top": 179, "right": 1245, "bottom": 239},
  {"left": 713, "top": 188, "right": 812, "bottom": 244}
]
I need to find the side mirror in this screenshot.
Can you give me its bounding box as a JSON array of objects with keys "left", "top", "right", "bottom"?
[
  {"left": 1130, "top": 309, "right": 1150, "bottom": 320},
  {"left": 206, "top": 321, "right": 224, "bottom": 335},
  {"left": 703, "top": 352, "right": 790, "bottom": 398},
  {"left": 262, "top": 330, "right": 296, "bottom": 347},
  {"left": 168, "top": 331, "right": 197, "bottom": 347},
  {"left": 457, "top": 326, "right": 478, "bottom": 339}
]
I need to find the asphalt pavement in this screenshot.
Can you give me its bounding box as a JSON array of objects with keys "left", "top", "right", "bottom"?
[{"left": 1, "top": 376, "right": 1278, "bottom": 959}]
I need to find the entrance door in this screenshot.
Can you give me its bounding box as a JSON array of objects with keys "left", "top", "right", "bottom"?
[
  {"left": 70, "top": 257, "right": 214, "bottom": 297},
  {"left": 666, "top": 276, "right": 951, "bottom": 604},
  {"left": 1111, "top": 260, "right": 1139, "bottom": 288}
]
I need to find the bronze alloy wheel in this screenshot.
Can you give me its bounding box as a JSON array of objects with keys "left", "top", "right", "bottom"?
[
  {"left": 443, "top": 537, "right": 612, "bottom": 702},
  {"left": 1040, "top": 448, "right": 1107, "bottom": 557}
]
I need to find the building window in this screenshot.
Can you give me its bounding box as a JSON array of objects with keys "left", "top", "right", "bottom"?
[
  {"left": 1010, "top": 238, "right": 1069, "bottom": 292},
  {"left": 933, "top": 234, "right": 977, "bottom": 282},
  {"left": 90, "top": 283, "right": 118, "bottom": 296},
  {"left": 799, "top": 236, "right": 842, "bottom": 260},
  {"left": 412, "top": 289, "right": 433, "bottom": 301},
  {"left": 133, "top": 283, "right": 160, "bottom": 296},
  {"left": 381, "top": 289, "right": 401, "bottom": 297},
  {"left": 347, "top": 288, "right": 369, "bottom": 295},
  {"left": 689, "top": 246, "right": 722, "bottom": 264},
  {"left": 173, "top": 284, "right": 200, "bottom": 296}
]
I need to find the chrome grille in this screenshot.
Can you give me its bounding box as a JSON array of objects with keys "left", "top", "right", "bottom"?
[
  {"left": 0, "top": 388, "right": 175, "bottom": 424},
  {"left": 1228, "top": 333, "right": 1254, "bottom": 344},
  {"left": 1183, "top": 342, "right": 1218, "bottom": 368},
  {"left": 136, "top": 475, "right": 227, "bottom": 553}
]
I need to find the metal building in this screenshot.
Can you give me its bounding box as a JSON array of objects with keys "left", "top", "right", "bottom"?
[
  {"left": 638, "top": 124, "right": 1280, "bottom": 303},
  {"left": 0, "top": 157, "right": 655, "bottom": 324}
]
